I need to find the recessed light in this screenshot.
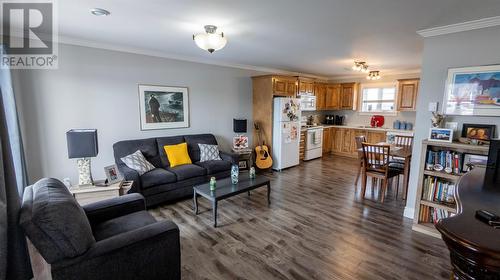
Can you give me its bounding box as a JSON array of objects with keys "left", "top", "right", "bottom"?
[{"left": 90, "top": 8, "right": 110, "bottom": 16}]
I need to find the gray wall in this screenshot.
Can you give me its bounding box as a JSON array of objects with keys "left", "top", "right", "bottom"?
[
  {"left": 12, "top": 44, "right": 260, "bottom": 184},
  {"left": 405, "top": 26, "right": 500, "bottom": 218}
]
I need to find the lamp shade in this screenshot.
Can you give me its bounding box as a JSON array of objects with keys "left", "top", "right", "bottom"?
[
  {"left": 66, "top": 129, "right": 98, "bottom": 158},
  {"left": 233, "top": 119, "right": 247, "bottom": 133}
]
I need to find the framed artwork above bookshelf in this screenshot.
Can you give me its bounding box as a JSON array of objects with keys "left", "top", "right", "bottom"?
[{"left": 412, "top": 139, "right": 489, "bottom": 238}]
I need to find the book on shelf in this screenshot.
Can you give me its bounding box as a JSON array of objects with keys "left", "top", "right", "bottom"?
[
  {"left": 422, "top": 176, "right": 456, "bottom": 204},
  {"left": 419, "top": 205, "right": 454, "bottom": 224},
  {"left": 426, "top": 149, "right": 463, "bottom": 175}
]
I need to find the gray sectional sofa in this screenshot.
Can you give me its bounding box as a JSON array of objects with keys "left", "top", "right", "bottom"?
[{"left": 113, "top": 134, "right": 238, "bottom": 207}]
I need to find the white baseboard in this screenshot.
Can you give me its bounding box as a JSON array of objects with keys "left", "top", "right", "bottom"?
[{"left": 403, "top": 207, "right": 415, "bottom": 219}]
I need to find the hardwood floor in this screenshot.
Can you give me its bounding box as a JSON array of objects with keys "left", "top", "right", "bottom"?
[{"left": 149, "top": 155, "right": 451, "bottom": 280}]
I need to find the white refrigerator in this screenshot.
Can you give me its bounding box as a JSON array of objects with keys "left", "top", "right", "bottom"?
[{"left": 272, "top": 97, "right": 301, "bottom": 171}]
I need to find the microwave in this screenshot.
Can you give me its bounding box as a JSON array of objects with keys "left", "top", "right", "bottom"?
[{"left": 300, "top": 95, "right": 316, "bottom": 111}]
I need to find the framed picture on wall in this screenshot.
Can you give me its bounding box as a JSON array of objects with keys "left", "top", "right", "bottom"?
[
  {"left": 138, "top": 84, "right": 190, "bottom": 130},
  {"left": 443, "top": 65, "right": 500, "bottom": 116}
]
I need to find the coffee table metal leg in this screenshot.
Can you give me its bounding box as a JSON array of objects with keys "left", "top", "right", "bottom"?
[
  {"left": 193, "top": 191, "right": 198, "bottom": 215},
  {"left": 247, "top": 191, "right": 251, "bottom": 196},
  {"left": 267, "top": 183, "right": 271, "bottom": 205},
  {"left": 212, "top": 200, "right": 218, "bottom": 227}
]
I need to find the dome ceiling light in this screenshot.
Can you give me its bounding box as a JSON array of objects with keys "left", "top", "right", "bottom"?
[
  {"left": 352, "top": 61, "right": 369, "bottom": 73},
  {"left": 193, "top": 25, "right": 227, "bottom": 53},
  {"left": 367, "top": 71, "right": 382, "bottom": 80}
]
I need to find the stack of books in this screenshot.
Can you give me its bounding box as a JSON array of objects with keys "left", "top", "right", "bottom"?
[
  {"left": 425, "top": 150, "right": 463, "bottom": 174},
  {"left": 419, "top": 206, "right": 453, "bottom": 224},
  {"left": 422, "top": 176, "right": 456, "bottom": 204}
]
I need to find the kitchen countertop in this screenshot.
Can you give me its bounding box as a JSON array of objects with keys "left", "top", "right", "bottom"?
[{"left": 301, "top": 124, "right": 414, "bottom": 133}]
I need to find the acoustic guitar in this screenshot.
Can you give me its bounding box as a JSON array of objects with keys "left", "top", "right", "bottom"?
[{"left": 254, "top": 123, "right": 273, "bottom": 169}]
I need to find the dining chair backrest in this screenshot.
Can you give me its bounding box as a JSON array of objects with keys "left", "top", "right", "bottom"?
[
  {"left": 355, "top": 135, "right": 367, "bottom": 159},
  {"left": 362, "top": 143, "right": 390, "bottom": 173},
  {"left": 394, "top": 135, "right": 413, "bottom": 148}
]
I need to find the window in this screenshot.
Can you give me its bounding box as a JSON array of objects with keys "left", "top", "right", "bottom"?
[{"left": 360, "top": 84, "right": 396, "bottom": 113}]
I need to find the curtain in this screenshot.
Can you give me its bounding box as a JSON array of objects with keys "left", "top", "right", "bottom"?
[{"left": 0, "top": 45, "right": 32, "bottom": 280}]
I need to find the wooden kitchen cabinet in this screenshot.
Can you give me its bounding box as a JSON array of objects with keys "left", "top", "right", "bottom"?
[
  {"left": 298, "top": 78, "right": 314, "bottom": 95},
  {"left": 340, "top": 83, "right": 358, "bottom": 110},
  {"left": 299, "top": 130, "right": 306, "bottom": 160},
  {"left": 325, "top": 84, "right": 341, "bottom": 110},
  {"left": 315, "top": 83, "right": 326, "bottom": 110},
  {"left": 322, "top": 127, "right": 332, "bottom": 154},
  {"left": 341, "top": 129, "right": 352, "bottom": 153},
  {"left": 396, "top": 79, "right": 419, "bottom": 111},
  {"left": 331, "top": 128, "right": 343, "bottom": 153},
  {"left": 367, "top": 131, "right": 386, "bottom": 144},
  {"left": 272, "top": 76, "right": 297, "bottom": 97}
]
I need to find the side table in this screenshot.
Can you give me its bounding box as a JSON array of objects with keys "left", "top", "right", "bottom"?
[
  {"left": 69, "top": 180, "right": 134, "bottom": 205},
  {"left": 232, "top": 148, "right": 253, "bottom": 171}
]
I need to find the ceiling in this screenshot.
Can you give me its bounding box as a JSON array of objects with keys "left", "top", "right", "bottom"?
[{"left": 8, "top": 0, "right": 500, "bottom": 77}]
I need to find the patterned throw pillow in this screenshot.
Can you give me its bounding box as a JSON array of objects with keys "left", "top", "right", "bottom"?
[
  {"left": 120, "top": 150, "right": 155, "bottom": 175},
  {"left": 198, "top": 144, "right": 222, "bottom": 162}
]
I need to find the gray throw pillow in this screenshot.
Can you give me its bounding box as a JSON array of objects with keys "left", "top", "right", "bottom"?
[
  {"left": 120, "top": 150, "right": 155, "bottom": 175},
  {"left": 198, "top": 144, "right": 222, "bottom": 162}
]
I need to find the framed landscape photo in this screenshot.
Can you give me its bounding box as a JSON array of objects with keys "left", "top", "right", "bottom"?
[
  {"left": 443, "top": 65, "right": 500, "bottom": 116},
  {"left": 429, "top": 128, "right": 453, "bottom": 143},
  {"left": 138, "top": 85, "right": 189, "bottom": 130},
  {"left": 461, "top": 124, "right": 496, "bottom": 141}
]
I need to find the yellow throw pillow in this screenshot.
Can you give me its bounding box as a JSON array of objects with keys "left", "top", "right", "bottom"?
[{"left": 164, "top": 143, "right": 192, "bottom": 168}]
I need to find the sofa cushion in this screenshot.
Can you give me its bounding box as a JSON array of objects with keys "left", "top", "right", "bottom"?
[
  {"left": 199, "top": 144, "right": 222, "bottom": 162},
  {"left": 141, "top": 168, "right": 177, "bottom": 189},
  {"left": 113, "top": 138, "right": 162, "bottom": 167},
  {"left": 163, "top": 142, "right": 192, "bottom": 167},
  {"left": 92, "top": 210, "right": 156, "bottom": 241},
  {"left": 156, "top": 136, "right": 186, "bottom": 167},
  {"left": 19, "top": 178, "right": 96, "bottom": 263},
  {"left": 195, "top": 160, "right": 232, "bottom": 175},
  {"left": 184, "top": 134, "right": 218, "bottom": 163},
  {"left": 167, "top": 164, "right": 206, "bottom": 181},
  {"left": 121, "top": 150, "right": 156, "bottom": 175}
]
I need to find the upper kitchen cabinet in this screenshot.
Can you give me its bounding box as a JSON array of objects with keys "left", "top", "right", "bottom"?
[
  {"left": 272, "top": 76, "right": 297, "bottom": 97},
  {"left": 325, "top": 83, "right": 341, "bottom": 110},
  {"left": 315, "top": 82, "right": 326, "bottom": 110},
  {"left": 396, "top": 78, "right": 419, "bottom": 111},
  {"left": 297, "top": 77, "right": 315, "bottom": 95},
  {"left": 340, "top": 83, "right": 358, "bottom": 110}
]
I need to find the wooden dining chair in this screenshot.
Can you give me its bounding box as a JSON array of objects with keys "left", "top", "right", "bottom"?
[
  {"left": 354, "top": 135, "right": 366, "bottom": 186},
  {"left": 361, "top": 143, "right": 400, "bottom": 203},
  {"left": 389, "top": 135, "right": 414, "bottom": 198},
  {"left": 393, "top": 135, "right": 414, "bottom": 147}
]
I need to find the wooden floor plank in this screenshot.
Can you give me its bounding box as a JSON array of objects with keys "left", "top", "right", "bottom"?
[{"left": 150, "top": 155, "right": 451, "bottom": 280}]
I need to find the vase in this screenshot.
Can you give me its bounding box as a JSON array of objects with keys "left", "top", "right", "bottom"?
[
  {"left": 209, "top": 177, "right": 216, "bottom": 191},
  {"left": 231, "top": 165, "right": 239, "bottom": 184},
  {"left": 249, "top": 167, "right": 256, "bottom": 179}
]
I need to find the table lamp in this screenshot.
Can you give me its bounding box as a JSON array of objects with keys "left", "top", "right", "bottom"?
[{"left": 66, "top": 129, "right": 98, "bottom": 186}]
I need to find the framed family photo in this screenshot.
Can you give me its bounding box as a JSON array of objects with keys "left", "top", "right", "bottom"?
[
  {"left": 461, "top": 124, "right": 495, "bottom": 141},
  {"left": 443, "top": 65, "right": 500, "bottom": 116},
  {"left": 138, "top": 85, "right": 189, "bottom": 130},
  {"left": 103, "top": 165, "right": 122, "bottom": 184}
]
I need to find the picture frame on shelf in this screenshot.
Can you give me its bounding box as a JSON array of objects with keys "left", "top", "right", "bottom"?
[
  {"left": 104, "top": 164, "right": 122, "bottom": 185},
  {"left": 138, "top": 84, "right": 189, "bottom": 130},
  {"left": 429, "top": 128, "right": 453, "bottom": 143},
  {"left": 443, "top": 65, "right": 500, "bottom": 116},
  {"left": 232, "top": 135, "right": 249, "bottom": 149},
  {"left": 461, "top": 123, "right": 495, "bottom": 141},
  {"left": 463, "top": 154, "right": 489, "bottom": 172}
]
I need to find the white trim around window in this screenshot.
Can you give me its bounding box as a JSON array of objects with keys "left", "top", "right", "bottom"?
[{"left": 358, "top": 82, "right": 398, "bottom": 115}]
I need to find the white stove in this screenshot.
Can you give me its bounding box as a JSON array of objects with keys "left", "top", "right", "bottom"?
[{"left": 304, "top": 126, "right": 323, "bottom": 161}]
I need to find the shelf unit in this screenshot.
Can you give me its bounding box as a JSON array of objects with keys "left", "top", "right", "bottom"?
[{"left": 412, "top": 140, "right": 489, "bottom": 238}]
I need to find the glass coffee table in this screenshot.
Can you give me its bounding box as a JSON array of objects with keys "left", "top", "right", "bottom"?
[{"left": 193, "top": 176, "right": 271, "bottom": 227}]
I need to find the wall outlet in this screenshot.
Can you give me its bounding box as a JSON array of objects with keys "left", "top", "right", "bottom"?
[{"left": 428, "top": 102, "right": 438, "bottom": 112}]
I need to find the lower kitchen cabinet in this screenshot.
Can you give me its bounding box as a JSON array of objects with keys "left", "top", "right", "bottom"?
[
  {"left": 299, "top": 130, "right": 306, "bottom": 160},
  {"left": 322, "top": 127, "right": 332, "bottom": 154},
  {"left": 329, "top": 127, "right": 387, "bottom": 158},
  {"left": 367, "top": 131, "right": 386, "bottom": 144}
]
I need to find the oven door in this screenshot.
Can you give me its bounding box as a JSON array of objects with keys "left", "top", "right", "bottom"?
[{"left": 300, "top": 95, "right": 316, "bottom": 111}]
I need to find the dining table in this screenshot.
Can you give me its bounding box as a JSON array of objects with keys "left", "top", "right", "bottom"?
[{"left": 358, "top": 142, "right": 413, "bottom": 200}]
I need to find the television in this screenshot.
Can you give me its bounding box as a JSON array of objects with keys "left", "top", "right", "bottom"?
[{"left": 485, "top": 139, "right": 500, "bottom": 187}]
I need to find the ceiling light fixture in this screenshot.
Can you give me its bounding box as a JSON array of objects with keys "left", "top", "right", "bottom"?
[
  {"left": 352, "top": 61, "right": 369, "bottom": 73},
  {"left": 367, "top": 71, "right": 382, "bottom": 80},
  {"left": 193, "top": 25, "right": 227, "bottom": 53},
  {"left": 90, "top": 8, "right": 110, "bottom": 16}
]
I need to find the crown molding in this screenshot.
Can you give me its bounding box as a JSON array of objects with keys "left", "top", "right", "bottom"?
[
  {"left": 328, "top": 69, "right": 421, "bottom": 81},
  {"left": 417, "top": 16, "right": 500, "bottom": 38},
  {"left": 57, "top": 35, "right": 330, "bottom": 80}
]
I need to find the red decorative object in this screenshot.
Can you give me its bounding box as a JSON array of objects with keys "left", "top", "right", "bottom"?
[{"left": 370, "top": 115, "right": 385, "bottom": 127}]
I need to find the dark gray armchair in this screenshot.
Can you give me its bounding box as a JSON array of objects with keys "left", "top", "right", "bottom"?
[{"left": 19, "top": 178, "right": 180, "bottom": 280}]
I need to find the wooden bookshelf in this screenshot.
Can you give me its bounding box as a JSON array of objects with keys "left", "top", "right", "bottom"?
[{"left": 412, "top": 139, "right": 489, "bottom": 238}]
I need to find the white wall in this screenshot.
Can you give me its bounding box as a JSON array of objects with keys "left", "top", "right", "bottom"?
[
  {"left": 12, "top": 44, "right": 261, "bottom": 184},
  {"left": 404, "top": 26, "right": 500, "bottom": 218}
]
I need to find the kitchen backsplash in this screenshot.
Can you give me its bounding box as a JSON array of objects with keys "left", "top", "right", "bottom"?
[{"left": 302, "top": 110, "right": 416, "bottom": 128}]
